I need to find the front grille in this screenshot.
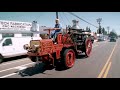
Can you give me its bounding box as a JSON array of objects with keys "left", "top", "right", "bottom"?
[
  {"left": 30, "top": 40, "right": 41, "bottom": 53},
  {"left": 30, "top": 40, "right": 40, "bottom": 47}
]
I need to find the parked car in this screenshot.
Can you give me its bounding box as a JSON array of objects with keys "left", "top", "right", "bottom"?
[
  {"left": 110, "top": 37, "right": 116, "bottom": 42},
  {"left": 97, "top": 37, "right": 104, "bottom": 42},
  {"left": 0, "top": 37, "right": 42, "bottom": 63}
]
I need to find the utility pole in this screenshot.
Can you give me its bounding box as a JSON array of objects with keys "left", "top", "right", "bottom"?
[
  {"left": 107, "top": 26, "right": 110, "bottom": 35},
  {"left": 56, "top": 12, "right": 58, "bottom": 19},
  {"left": 96, "top": 18, "right": 102, "bottom": 34}
]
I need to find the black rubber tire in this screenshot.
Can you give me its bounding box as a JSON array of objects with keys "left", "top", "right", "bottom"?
[
  {"left": 29, "top": 56, "right": 37, "bottom": 62},
  {"left": 0, "top": 55, "right": 3, "bottom": 63},
  {"left": 62, "top": 49, "right": 75, "bottom": 69}
]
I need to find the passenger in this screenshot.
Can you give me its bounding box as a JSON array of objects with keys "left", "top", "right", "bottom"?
[{"left": 51, "top": 19, "right": 62, "bottom": 42}]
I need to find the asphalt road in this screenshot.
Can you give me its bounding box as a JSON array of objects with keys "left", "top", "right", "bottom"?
[{"left": 0, "top": 39, "right": 119, "bottom": 78}]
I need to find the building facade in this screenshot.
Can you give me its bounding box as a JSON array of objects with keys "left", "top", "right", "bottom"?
[{"left": 0, "top": 20, "right": 40, "bottom": 39}]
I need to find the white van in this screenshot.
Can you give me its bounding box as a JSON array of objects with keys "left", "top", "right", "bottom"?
[{"left": 0, "top": 37, "right": 42, "bottom": 63}]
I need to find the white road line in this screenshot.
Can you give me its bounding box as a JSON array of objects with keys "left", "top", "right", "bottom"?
[
  {"left": 0, "top": 58, "right": 29, "bottom": 66},
  {"left": 0, "top": 66, "right": 28, "bottom": 78},
  {"left": 0, "top": 73, "right": 17, "bottom": 78},
  {"left": 14, "top": 66, "right": 27, "bottom": 70},
  {"left": 0, "top": 62, "right": 35, "bottom": 73}
]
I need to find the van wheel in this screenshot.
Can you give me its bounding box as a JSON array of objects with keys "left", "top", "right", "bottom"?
[{"left": 0, "top": 55, "right": 3, "bottom": 63}]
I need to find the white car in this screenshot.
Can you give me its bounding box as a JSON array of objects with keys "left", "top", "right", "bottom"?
[{"left": 0, "top": 37, "right": 42, "bottom": 63}]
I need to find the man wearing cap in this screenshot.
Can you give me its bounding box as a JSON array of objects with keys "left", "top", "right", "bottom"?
[{"left": 51, "top": 19, "right": 62, "bottom": 42}]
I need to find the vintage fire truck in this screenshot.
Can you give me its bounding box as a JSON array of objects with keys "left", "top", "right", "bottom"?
[{"left": 24, "top": 14, "right": 92, "bottom": 69}]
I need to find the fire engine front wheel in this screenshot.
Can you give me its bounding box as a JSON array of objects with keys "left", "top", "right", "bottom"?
[
  {"left": 29, "top": 56, "right": 37, "bottom": 62},
  {"left": 62, "top": 49, "right": 75, "bottom": 69}
]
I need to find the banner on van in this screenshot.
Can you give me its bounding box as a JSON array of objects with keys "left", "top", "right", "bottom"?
[{"left": 0, "top": 20, "right": 39, "bottom": 31}]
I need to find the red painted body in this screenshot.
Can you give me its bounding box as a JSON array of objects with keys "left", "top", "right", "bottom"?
[
  {"left": 27, "top": 33, "right": 74, "bottom": 59},
  {"left": 25, "top": 28, "right": 92, "bottom": 69}
]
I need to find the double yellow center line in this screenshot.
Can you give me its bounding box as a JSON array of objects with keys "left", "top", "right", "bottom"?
[{"left": 97, "top": 42, "right": 117, "bottom": 78}]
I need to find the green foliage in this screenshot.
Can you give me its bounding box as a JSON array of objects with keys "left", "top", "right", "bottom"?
[
  {"left": 109, "top": 30, "right": 117, "bottom": 37},
  {"left": 102, "top": 27, "right": 107, "bottom": 35},
  {"left": 104, "top": 31, "right": 108, "bottom": 35},
  {"left": 97, "top": 28, "right": 102, "bottom": 34}
]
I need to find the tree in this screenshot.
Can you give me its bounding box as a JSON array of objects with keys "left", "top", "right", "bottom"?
[
  {"left": 97, "top": 26, "right": 102, "bottom": 34},
  {"left": 86, "top": 26, "right": 89, "bottom": 32},
  {"left": 102, "top": 27, "right": 107, "bottom": 35},
  {"left": 88, "top": 27, "right": 91, "bottom": 32},
  {"left": 102, "top": 28, "right": 105, "bottom": 34},
  {"left": 109, "top": 29, "right": 117, "bottom": 37},
  {"left": 104, "top": 31, "right": 107, "bottom": 35}
]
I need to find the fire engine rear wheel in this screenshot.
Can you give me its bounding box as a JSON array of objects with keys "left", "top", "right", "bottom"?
[
  {"left": 62, "top": 49, "right": 75, "bottom": 69},
  {"left": 85, "top": 38, "right": 92, "bottom": 57}
]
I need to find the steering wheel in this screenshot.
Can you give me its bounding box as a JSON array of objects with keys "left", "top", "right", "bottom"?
[{"left": 44, "top": 28, "right": 58, "bottom": 38}]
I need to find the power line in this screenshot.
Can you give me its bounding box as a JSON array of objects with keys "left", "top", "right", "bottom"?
[
  {"left": 68, "top": 12, "right": 98, "bottom": 28},
  {"left": 59, "top": 12, "right": 67, "bottom": 27},
  {"left": 62, "top": 12, "right": 72, "bottom": 25},
  {"left": 62, "top": 12, "right": 82, "bottom": 28}
]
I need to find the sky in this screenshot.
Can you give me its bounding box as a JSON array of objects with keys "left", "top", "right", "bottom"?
[{"left": 0, "top": 12, "right": 120, "bottom": 35}]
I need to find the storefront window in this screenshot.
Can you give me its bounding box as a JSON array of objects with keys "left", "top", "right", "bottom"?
[
  {"left": 22, "top": 33, "right": 33, "bottom": 37},
  {"left": 2, "top": 33, "right": 14, "bottom": 38}
]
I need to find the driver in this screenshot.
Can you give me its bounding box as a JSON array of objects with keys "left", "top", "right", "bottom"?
[{"left": 51, "top": 19, "right": 62, "bottom": 42}]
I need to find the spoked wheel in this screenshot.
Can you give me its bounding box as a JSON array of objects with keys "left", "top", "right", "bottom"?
[
  {"left": 62, "top": 49, "right": 75, "bottom": 69},
  {"left": 85, "top": 38, "right": 92, "bottom": 57}
]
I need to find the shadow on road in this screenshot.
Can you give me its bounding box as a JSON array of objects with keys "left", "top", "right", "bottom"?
[
  {"left": 55, "top": 64, "right": 68, "bottom": 71},
  {"left": 17, "top": 62, "right": 68, "bottom": 76},
  {"left": 55, "top": 54, "right": 87, "bottom": 71},
  {"left": 18, "top": 63, "right": 54, "bottom": 77},
  {"left": 17, "top": 54, "right": 88, "bottom": 77},
  {"left": 76, "top": 54, "right": 87, "bottom": 59}
]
